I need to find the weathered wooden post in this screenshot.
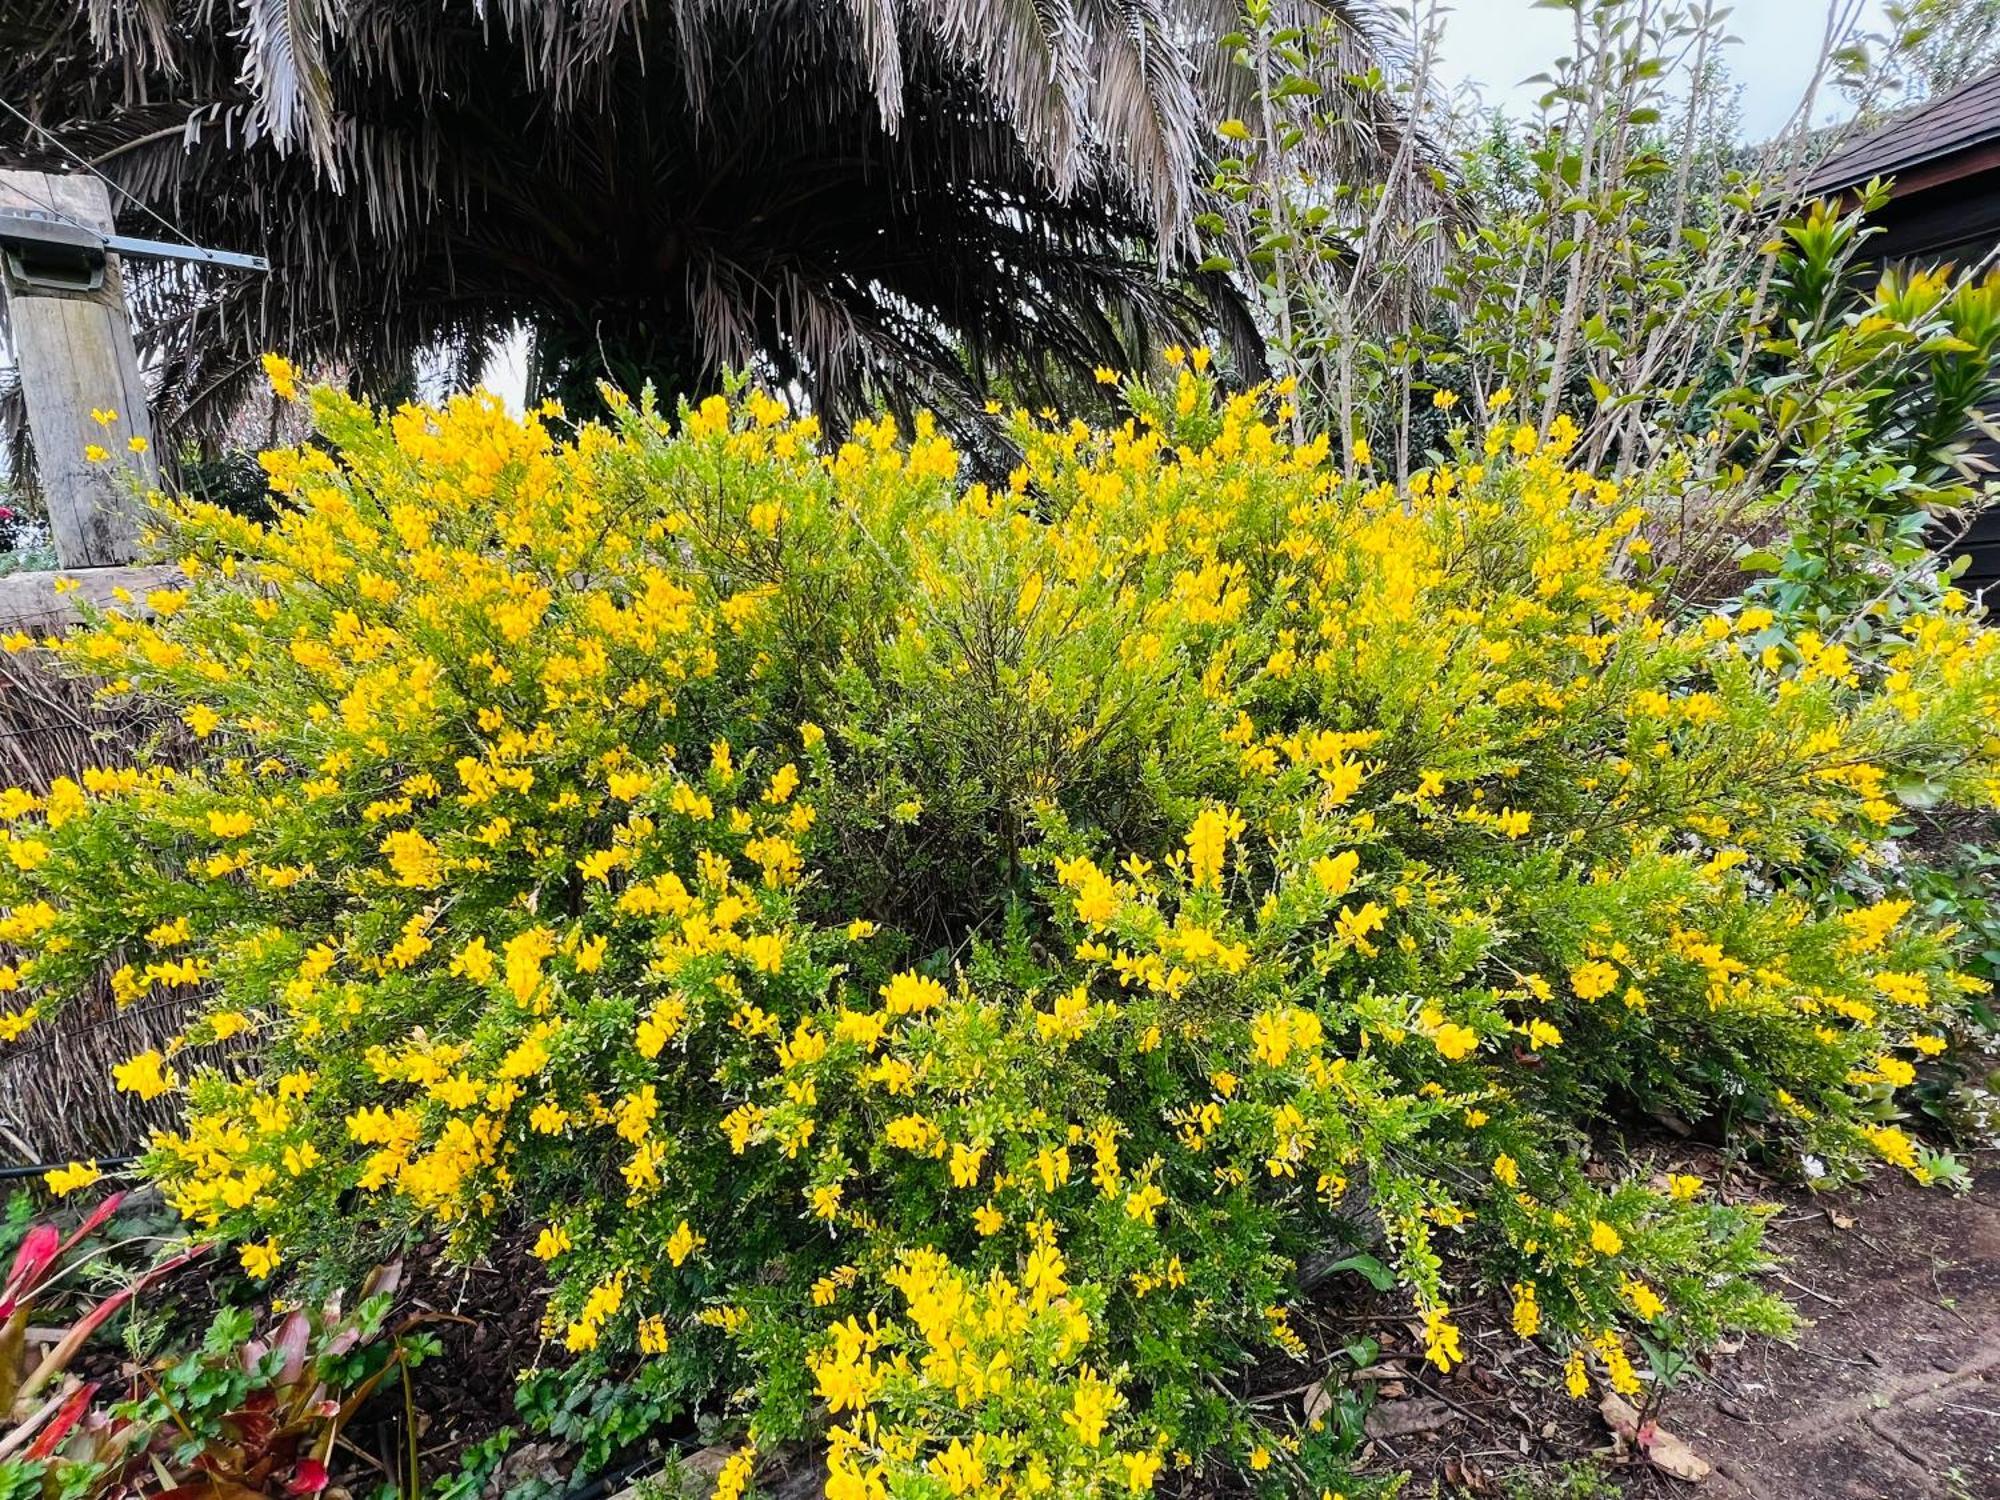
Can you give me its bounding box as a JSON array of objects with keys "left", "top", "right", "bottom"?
[
  {"left": 0, "top": 173, "right": 183, "bottom": 1161},
  {"left": 0, "top": 170, "right": 158, "bottom": 569}
]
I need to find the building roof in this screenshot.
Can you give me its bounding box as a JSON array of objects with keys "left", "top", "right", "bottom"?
[{"left": 1807, "top": 63, "right": 2000, "bottom": 197}]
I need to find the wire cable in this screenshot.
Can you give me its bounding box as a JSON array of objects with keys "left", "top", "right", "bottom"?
[
  {"left": 0, "top": 147, "right": 95, "bottom": 231},
  {"left": 0, "top": 94, "right": 201, "bottom": 250}
]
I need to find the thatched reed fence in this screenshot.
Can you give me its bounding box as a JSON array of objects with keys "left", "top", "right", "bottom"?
[{"left": 0, "top": 644, "right": 200, "bottom": 1163}]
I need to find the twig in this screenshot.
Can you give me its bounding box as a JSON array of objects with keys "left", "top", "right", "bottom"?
[{"left": 1770, "top": 1270, "right": 1840, "bottom": 1307}]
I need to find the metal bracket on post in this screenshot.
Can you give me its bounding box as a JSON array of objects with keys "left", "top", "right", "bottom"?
[
  {"left": 0, "top": 171, "right": 266, "bottom": 628},
  {"left": 0, "top": 172, "right": 159, "bottom": 575}
]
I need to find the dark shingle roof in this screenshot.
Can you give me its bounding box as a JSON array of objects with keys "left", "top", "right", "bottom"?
[{"left": 1807, "top": 64, "right": 2000, "bottom": 194}]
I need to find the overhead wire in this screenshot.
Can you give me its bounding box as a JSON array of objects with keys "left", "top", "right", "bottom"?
[{"left": 0, "top": 93, "right": 200, "bottom": 250}]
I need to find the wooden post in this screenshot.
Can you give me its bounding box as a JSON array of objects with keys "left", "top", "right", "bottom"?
[{"left": 0, "top": 170, "right": 158, "bottom": 569}]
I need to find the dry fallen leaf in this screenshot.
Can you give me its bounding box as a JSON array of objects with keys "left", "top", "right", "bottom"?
[
  {"left": 1353, "top": 1358, "right": 1410, "bottom": 1381},
  {"left": 1365, "top": 1396, "right": 1460, "bottom": 1440},
  {"left": 1301, "top": 1379, "right": 1332, "bottom": 1427},
  {"left": 1600, "top": 1394, "right": 1711, "bottom": 1483},
  {"left": 1442, "top": 1456, "right": 1500, "bottom": 1494}
]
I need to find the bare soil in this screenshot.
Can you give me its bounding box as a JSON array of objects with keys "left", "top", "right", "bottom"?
[{"left": 1339, "top": 1152, "right": 2000, "bottom": 1500}]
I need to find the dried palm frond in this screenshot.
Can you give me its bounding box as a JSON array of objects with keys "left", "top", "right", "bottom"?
[{"left": 0, "top": 0, "right": 1440, "bottom": 466}]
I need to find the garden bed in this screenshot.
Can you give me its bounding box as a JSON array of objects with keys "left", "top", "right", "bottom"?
[{"left": 1330, "top": 1151, "right": 2000, "bottom": 1500}]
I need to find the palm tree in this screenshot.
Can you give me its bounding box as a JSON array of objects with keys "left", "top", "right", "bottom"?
[{"left": 0, "top": 0, "right": 1426, "bottom": 451}]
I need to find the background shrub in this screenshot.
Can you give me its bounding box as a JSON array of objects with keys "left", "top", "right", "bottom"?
[{"left": 1, "top": 366, "right": 1995, "bottom": 1495}]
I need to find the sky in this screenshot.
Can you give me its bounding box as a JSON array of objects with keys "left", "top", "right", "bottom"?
[{"left": 1432, "top": 0, "right": 1892, "bottom": 140}]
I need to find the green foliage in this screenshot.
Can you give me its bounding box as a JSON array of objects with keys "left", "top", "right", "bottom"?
[
  {"left": 1, "top": 1193, "right": 421, "bottom": 1500},
  {"left": 1202, "top": 0, "right": 2000, "bottom": 613},
  {"left": 1, "top": 363, "right": 1996, "bottom": 1495}
]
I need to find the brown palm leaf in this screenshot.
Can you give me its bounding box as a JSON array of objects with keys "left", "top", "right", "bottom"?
[{"left": 0, "top": 0, "right": 1436, "bottom": 465}]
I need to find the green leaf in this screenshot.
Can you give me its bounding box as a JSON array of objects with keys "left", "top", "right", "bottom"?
[{"left": 1326, "top": 1253, "right": 1394, "bottom": 1291}]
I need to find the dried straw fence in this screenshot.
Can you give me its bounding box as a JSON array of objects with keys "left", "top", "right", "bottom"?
[{"left": 0, "top": 645, "right": 199, "bottom": 1163}]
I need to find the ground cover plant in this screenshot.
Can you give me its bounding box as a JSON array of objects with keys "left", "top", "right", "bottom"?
[
  {"left": 0, "top": 357, "right": 1995, "bottom": 1495},
  {"left": 0, "top": 1194, "right": 431, "bottom": 1500}
]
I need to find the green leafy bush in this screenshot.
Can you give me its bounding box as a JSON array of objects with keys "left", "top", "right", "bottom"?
[
  {"left": 2, "top": 365, "right": 1996, "bottom": 1495},
  {"left": 2, "top": 1226, "right": 427, "bottom": 1500}
]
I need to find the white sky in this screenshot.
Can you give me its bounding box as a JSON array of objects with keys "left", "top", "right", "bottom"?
[{"left": 1432, "top": 0, "right": 1891, "bottom": 139}]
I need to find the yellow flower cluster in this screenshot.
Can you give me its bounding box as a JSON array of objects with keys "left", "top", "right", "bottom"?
[{"left": 0, "top": 366, "right": 1992, "bottom": 1494}]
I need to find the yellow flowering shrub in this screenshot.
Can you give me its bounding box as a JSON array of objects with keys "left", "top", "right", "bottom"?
[{"left": 2, "top": 367, "right": 1996, "bottom": 1495}]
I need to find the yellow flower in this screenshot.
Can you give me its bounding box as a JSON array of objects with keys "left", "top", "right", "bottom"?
[
  {"left": 1121, "top": 1450, "right": 1162, "bottom": 1492},
  {"left": 128, "top": 435, "right": 149, "bottom": 454},
  {"left": 1431, "top": 1021, "right": 1479, "bottom": 1061},
  {"left": 1589, "top": 1219, "right": 1624, "bottom": 1256},
  {"left": 1335, "top": 901, "right": 1388, "bottom": 951},
  {"left": 1667, "top": 1173, "right": 1702, "bottom": 1201},
  {"left": 533, "top": 1225, "right": 572, "bottom": 1260},
  {"left": 1622, "top": 1277, "right": 1666, "bottom": 1321},
  {"left": 1569, "top": 960, "right": 1619, "bottom": 1000},
  {"left": 207, "top": 809, "right": 255, "bottom": 839},
  {"left": 240, "top": 1239, "right": 282, "bottom": 1279},
  {"left": 113, "top": 1049, "right": 175, "bottom": 1100},
  {"left": 713, "top": 1446, "right": 757, "bottom": 1500},
  {"left": 83, "top": 443, "right": 110, "bottom": 463},
  {"left": 1864, "top": 1124, "right": 1917, "bottom": 1169},
  {"left": 1873, "top": 1053, "right": 1915, "bottom": 1087},
  {"left": 6, "top": 838, "right": 49, "bottom": 872},
  {"left": 452, "top": 937, "right": 496, "bottom": 985},
  {"left": 666, "top": 1219, "right": 706, "bottom": 1266},
  {"left": 949, "top": 1141, "right": 987, "bottom": 1188},
  {"left": 1421, "top": 1305, "right": 1464, "bottom": 1370},
  {"left": 1432, "top": 389, "right": 1459, "bottom": 410},
  {"left": 880, "top": 971, "right": 945, "bottom": 1015},
  {"left": 1510, "top": 1280, "right": 1540, "bottom": 1338},
  {"left": 742, "top": 932, "right": 787, "bottom": 973},
  {"left": 45, "top": 1160, "right": 102, "bottom": 1196},
  {"left": 637, "top": 1315, "right": 671, "bottom": 1354},
  {"left": 1186, "top": 805, "right": 1244, "bottom": 890},
  {"left": 1123, "top": 1182, "right": 1166, "bottom": 1225},
  {"left": 1564, "top": 1349, "right": 1589, "bottom": 1398},
  {"left": 262, "top": 352, "right": 299, "bottom": 401}
]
